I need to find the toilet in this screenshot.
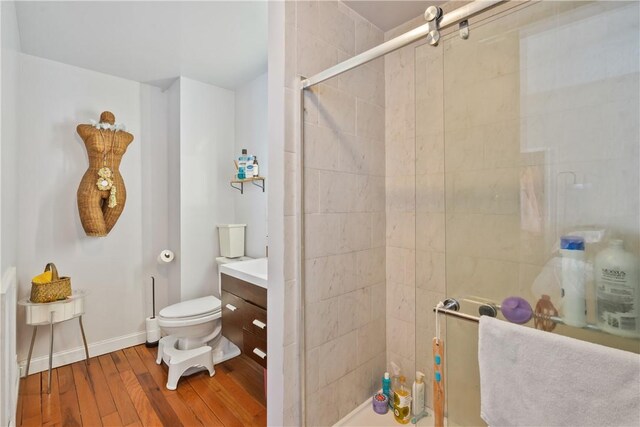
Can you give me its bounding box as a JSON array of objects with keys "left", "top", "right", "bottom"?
[{"left": 155, "top": 224, "right": 247, "bottom": 390}]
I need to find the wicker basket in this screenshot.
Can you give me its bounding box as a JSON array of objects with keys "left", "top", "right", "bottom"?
[{"left": 30, "top": 263, "right": 71, "bottom": 303}]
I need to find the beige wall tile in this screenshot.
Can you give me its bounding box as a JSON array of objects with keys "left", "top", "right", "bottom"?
[
  {"left": 386, "top": 317, "right": 415, "bottom": 365},
  {"left": 318, "top": 330, "right": 359, "bottom": 387},
  {"left": 338, "top": 287, "right": 371, "bottom": 335},
  {"left": 344, "top": 212, "right": 373, "bottom": 252},
  {"left": 416, "top": 132, "right": 444, "bottom": 174},
  {"left": 304, "top": 167, "right": 320, "bottom": 214},
  {"left": 297, "top": 28, "right": 340, "bottom": 79},
  {"left": 357, "top": 316, "right": 386, "bottom": 364},
  {"left": 340, "top": 64, "right": 385, "bottom": 107},
  {"left": 371, "top": 211, "right": 386, "bottom": 248},
  {"left": 284, "top": 279, "right": 297, "bottom": 346},
  {"left": 284, "top": 152, "right": 297, "bottom": 216},
  {"left": 356, "top": 247, "right": 385, "bottom": 287},
  {"left": 338, "top": 364, "right": 372, "bottom": 418},
  {"left": 356, "top": 99, "right": 385, "bottom": 141},
  {"left": 446, "top": 213, "right": 520, "bottom": 262},
  {"left": 386, "top": 136, "right": 415, "bottom": 177},
  {"left": 386, "top": 175, "right": 415, "bottom": 213},
  {"left": 317, "top": 84, "right": 357, "bottom": 135},
  {"left": 387, "top": 211, "right": 416, "bottom": 249},
  {"left": 284, "top": 215, "right": 297, "bottom": 281},
  {"left": 305, "top": 346, "right": 320, "bottom": 397},
  {"left": 318, "top": 170, "right": 357, "bottom": 213},
  {"left": 305, "top": 252, "right": 357, "bottom": 303},
  {"left": 387, "top": 281, "right": 416, "bottom": 324},
  {"left": 355, "top": 175, "right": 385, "bottom": 213},
  {"left": 318, "top": 1, "right": 355, "bottom": 55},
  {"left": 304, "top": 213, "right": 342, "bottom": 258},
  {"left": 416, "top": 173, "right": 445, "bottom": 213},
  {"left": 416, "top": 250, "right": 445, "bottom": 293},
  {"left": 305, "top": 296, "right": 340, "bottom": 349},
  {"left": 415, "top": 212, "right": 445, "bottom": 252},
  {"left": 306, "top": 382, "right": 340, "bottom": 426}
]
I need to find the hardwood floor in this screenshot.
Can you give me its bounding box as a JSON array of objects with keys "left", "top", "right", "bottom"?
[{"left": 17, "top": 344, "right": 266, "bottom": 427}]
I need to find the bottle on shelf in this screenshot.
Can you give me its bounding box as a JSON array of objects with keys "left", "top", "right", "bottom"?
[
  {"left": 595, "top": 239, "right": 639, "bottom": 338},
  {"left": 560, "top": 235, "right": 587, "bottom": 327},
  {"left": 237, "top": 148, "right": 248, "bottom": 180},
  {"left": 252, "top": 157, "right": 259, "bottom": 177}
]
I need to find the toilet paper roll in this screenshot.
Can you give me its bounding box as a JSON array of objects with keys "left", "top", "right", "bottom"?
[
  {"left": 158, "top": 250, "right": 174, "bottom": 264},
  {"left": 146, "top": 316, "right": 161, "bottom": 343}
]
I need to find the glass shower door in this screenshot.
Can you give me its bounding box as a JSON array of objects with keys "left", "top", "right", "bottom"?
[{"left": 417, "top": 1, "right": 640, "bottom": 425}]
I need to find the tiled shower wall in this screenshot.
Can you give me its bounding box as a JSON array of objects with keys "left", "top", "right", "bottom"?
[
  {"left": 282, "top": 1, "right": 386, "bottom": 425},
  {"left": 383, "top": 16, "right": 423, "bottom": 387}
]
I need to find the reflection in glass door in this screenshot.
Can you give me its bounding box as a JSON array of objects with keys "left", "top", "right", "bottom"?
[{"left": 416, "top": 2, "right": 640, "bottom": 425}]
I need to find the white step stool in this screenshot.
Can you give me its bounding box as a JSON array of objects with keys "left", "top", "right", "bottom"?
[{"left": 156, "top": 335, "right": 215, "bottom": 390}]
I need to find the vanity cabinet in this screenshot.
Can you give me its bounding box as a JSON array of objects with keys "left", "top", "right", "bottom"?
[{"left": 221, "top": 273, "right": 267, "bottom": 368}]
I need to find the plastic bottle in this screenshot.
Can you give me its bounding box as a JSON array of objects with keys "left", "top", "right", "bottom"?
[
  {"left": 595, "top": 239, "right": 640, "bottom": 338},
  {"left": 382, "top": 372, "right": 391, "bottom": 406},
  {"left": 245, "top": 153, "right": 255, "bottom": 177},
  {"left": 560, "top": 235, "right": 587, "bottom": 327},
  {"left": 237, "top": 149, "right": 248, "bottom": 180},
  {"left": 393, "top": 375, "right": 411, "bottom": 424},
  {"left": 389, "top": 362, "right": 401, "bottom": 409},
  {"left": 412, "top": 371, "right": 425, "bottom": 417},
  {"left": 252, "top": 157, "right": 259, "bottom": 177}
]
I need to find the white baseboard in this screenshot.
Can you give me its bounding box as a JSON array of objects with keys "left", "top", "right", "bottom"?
[
  {"left": 11, "top": 360, "right": 19, "bottom": 427},
  {"left": 18, "top": 331, "right": 147, "bottom": 377}
]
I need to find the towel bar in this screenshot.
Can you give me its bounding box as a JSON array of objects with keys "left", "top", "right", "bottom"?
[{"left": 434, "top": 298, "right": 602, "bottom": 332}]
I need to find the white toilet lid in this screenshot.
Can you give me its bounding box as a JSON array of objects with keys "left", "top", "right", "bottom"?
[{"left": 159, "top": 296, "right": 221, "bottom": 319}]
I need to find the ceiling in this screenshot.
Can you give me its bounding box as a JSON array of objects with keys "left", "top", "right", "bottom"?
[
  {"left": 343, "top": 0, "right": 437, "bottom": 32},
  {"left": 15, "top": 1, "right": 268, "bottom": 90}
]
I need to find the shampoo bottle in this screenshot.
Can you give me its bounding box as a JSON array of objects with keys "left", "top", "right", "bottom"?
[
  {"left": 595, "top": 239, "right": 639, "bottom": 338},
  {"left": 560, "top": 235, "right": 587, "bottom": 327},
  {"left": 412, "top": 371, "right": 425, "bottom": 417},
  {"left": 382, "top": 372, "right": 391, "bottom": 405}
]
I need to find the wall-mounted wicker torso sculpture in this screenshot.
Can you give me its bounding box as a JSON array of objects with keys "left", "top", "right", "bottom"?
[{"left": 77, "top": 111, "right": 134, "bottom": 237}]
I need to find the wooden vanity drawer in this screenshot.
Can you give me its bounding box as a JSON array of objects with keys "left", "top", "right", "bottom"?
[
  {"left": 242, "top": 301, "right": 267, "bottom": 340},
  {"left": 221, "top": 291, "right": 244, "bottom": 349},
  {"left": 243, "top": 330, "right": 267, "bottom": 369},
  {"left": 221, "top": 273, "right": 267, "bottom": 309}
]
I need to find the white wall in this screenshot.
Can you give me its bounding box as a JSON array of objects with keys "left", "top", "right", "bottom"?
[
  {"left": 16, "top": 53, "right": 147, "bottom": 364},
  {"left": 234, "top": 72, "right": 268, "bottom": 258},
  {"left": 1, "top": 0, "right": 20, "bottom": 277},
  {"left": 1, "top": 2, "right": 21, "bottom": 425},
  {"left": 266, "top": 1, "right": 286, "bottom": 424},
  {"left": 166, "top": 79, "right": 181, "bottom": 305},
  {"left": 140, "top": 83, "right": 172, "bottom": 317},
  {"left": 179, "top": 77, "right": 235, "bottom": 300}
]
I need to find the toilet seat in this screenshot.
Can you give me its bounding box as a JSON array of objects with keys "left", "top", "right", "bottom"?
[
  {"left": 159, "top": 295, "right": 221, "bottom": 319},
  {"left": 158, "top": 311, "right": 220, "bottom": 327}
]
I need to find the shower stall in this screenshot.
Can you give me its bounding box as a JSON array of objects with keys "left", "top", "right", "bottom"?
[{"left": 294, "top": 1, "right": 640, "bottom": 425}]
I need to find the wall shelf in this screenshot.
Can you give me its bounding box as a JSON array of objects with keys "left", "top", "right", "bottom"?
[{"left": 230, "top": 177, "right": 265, "bottom": 194}]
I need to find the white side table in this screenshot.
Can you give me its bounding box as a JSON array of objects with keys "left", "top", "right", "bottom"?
[{"left": 18, "top": 290, "right": 89, "bottom": 393}]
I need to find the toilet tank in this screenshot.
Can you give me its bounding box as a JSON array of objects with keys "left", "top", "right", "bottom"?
[{"left": 217, "top": 224, "right": 246, "bottom": 258}]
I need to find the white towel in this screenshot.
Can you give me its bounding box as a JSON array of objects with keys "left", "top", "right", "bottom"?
[{"left": 478, "top": 316, "right": 640, "bottom": 427}]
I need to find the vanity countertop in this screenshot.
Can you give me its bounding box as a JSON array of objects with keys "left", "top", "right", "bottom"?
[{"left": 219, "top": 258, "right": 267, "bottom": 289}]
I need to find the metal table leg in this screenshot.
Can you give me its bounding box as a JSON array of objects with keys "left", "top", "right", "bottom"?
[
  {"left": 25, "top": 326, "right": 37, "bottom": 377},
  {"left": 48, "top": 311, "right": 54, "bottom": 394},
  {"left": 79, "top": 316, "right": 90, "bottom": 364}
]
